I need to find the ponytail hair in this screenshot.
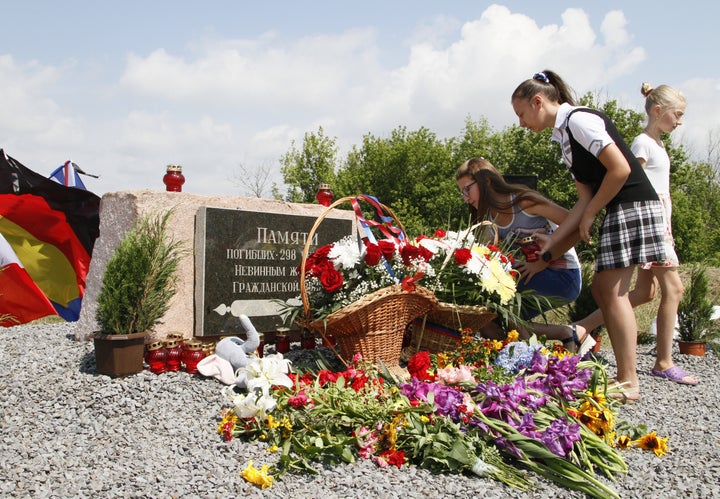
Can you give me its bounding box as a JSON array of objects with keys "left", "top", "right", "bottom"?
[
  {"left": 511, "top": 69, "right": 576, "bottom": 106},
  {"left": 640, "top": 82, "right": 686, "bottom": 114}
]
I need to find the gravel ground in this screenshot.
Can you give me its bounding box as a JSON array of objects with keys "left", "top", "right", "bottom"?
[{"left": 1, "top": 322, "right": 719, "bottom": 498}]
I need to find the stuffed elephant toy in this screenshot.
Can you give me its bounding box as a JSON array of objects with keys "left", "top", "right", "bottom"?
[{"left": 197, "top": 314, "right": 260, "bottom": 387}]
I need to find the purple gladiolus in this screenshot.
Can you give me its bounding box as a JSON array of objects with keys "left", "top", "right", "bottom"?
[{"left": 540, "top": 418, "right": 582, "bottom": 458}]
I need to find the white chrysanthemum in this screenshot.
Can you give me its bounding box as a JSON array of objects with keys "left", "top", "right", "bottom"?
[{"left": 329, "top": 236, "right": 361, "bottom": 270}]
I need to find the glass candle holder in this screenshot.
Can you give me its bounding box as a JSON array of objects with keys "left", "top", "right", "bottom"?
[
  {"left": 145, "top": 341, "right": 167, "bottom": 374},
  {"left": 257, "top": 333, "right": 265, "bottom": 358},
  {"left": 315, "top": 183, "right": 334, "bottom": 206},
  {"left": 163, "top": 165, "right": 185, "bottom": 192},
  {"left": 275, "top": 333, "right": 290, "bottom": 354},
  {"left": 164, "top": 339, "right": 182, "bottom": 371},
  {"left": 181, "top": 339, "right": 206, "bottom": 374},
  {"left": 301, "top": 330, "right": 316, "bottom": 350},
  {"left": 519, "top": 236, "right": 541, "bottom": 262}
]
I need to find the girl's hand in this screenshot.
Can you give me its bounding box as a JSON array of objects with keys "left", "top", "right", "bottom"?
[
  {"left": 533, "top": 232, "right": 553, "bottom": 253},
  {"left": 513, "top": 259, "right": 547, "bottom": 284},
  {"left": 579, "top": 211, "right": 596, "bottom": 243}
]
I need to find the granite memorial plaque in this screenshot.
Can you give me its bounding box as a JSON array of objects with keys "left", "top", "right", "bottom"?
[{"left": 194, "top": 206, "right": 354, "bottom": 336}]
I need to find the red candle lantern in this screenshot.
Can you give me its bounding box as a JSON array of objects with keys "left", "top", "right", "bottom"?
[
  {"left": 315, "top": 183, "right": 334, "bottom": 206},
  {"left": 181, "top": 339, "right": 206, "bottom": 374},
  {"left": 301, "top": 330, "right": 316, "bottom": 350},
  {"left": 257, "top": 333, "right": 265, "bottom": 358},
  {"left": 163, "top": 164, "right": 185, "bottom": 192},
  {"left": 519, "top": 236, "right": 541, "bottom": 262},
  {"left": 275, "top": 332, "right": 290, "bottom": 354},
  {"left": 322, "top": 333, "right": 337, "bottom": 347},
  {"left": 145, "top": 341, "right": 167, "bottom": 374},
  {"left": 164, "top": 339, "right": 182, "bottom": 371}
]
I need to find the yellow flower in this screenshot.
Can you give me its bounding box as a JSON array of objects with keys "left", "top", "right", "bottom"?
[
  {"left": 615, "top": 434, "right": 632, "bottom": 449},
  {"left": 420, "top": 415, "right": 430, "bottom": 423},
  {"left": 241, "top": 461, "right": 274, "bottom": 489},
  {"left": 267, "top": 445, "right": 279, "bottom": 453},
  {"left": 217, "top": 409, "right": 238, "bottom": 435},
  {"left": 506, "top": 330, "right": 519, "bottom": 343},
  {"left": 266, "top": 414, "right": 280, "bottom": 429},
  {"left": 634, "top": 431, "right": 669, "bottom": 457}
]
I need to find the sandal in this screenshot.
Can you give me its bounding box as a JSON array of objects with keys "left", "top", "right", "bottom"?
[
  {"left": 650, "top": 365, "right": 699, "bottom": 385},
  {"left": 607, "top": 381, "right": 640, "bottom": 404},
  {"left": 562, "top": 325, "right": 596, "bottom": 356}
]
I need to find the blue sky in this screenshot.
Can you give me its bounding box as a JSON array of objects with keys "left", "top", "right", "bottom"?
[{"left": 1, "top": 1, "right": 718, "bottom": 196}]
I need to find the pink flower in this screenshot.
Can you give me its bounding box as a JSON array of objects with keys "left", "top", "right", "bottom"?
[{"left": 436, "top": 365, "right": 476, "bottom": 385}]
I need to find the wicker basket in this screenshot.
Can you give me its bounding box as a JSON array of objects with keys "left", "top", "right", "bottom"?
[
  {"left": 299, "top": 196, "right": 438, "bottom": 372},
  {"left": 408, "top": 303, "right": 497, "bottom": 353},
  {"left": 309, "top": 284, "right": 437, "bottom": 369}
]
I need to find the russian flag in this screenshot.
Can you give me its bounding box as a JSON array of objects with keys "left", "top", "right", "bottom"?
[
  {"left": 49, "top": 161, "right": 99, "bottom": 190},
  {"left": 0, "top": 151, "right": 100, "bottom": 321}
]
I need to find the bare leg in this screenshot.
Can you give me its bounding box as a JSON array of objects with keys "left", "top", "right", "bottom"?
[
  {"left": 592, "top": 266, "right": 639, "bottom": 398},
  {"left": 651, "top": 267, "right": 696, "bottom": 381},
  {"left": 535, "top": 269, "right": 658, "bottom": 346}
]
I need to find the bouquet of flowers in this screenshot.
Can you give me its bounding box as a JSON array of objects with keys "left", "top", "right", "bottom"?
[
  {"left": 416, "top": 226, "right": 518, "bottom": 312},
  {"left": 299, "top": 234, "right": 430, "bottom": 322}
]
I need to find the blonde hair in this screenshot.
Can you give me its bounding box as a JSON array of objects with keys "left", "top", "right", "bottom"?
[{"left": 641, "top": 83, "right": 686, "bottom": 114}]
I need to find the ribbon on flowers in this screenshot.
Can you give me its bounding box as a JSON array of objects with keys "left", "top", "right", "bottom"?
[{"left": 351, "top": 195, "right": 407, "bottom": 279}]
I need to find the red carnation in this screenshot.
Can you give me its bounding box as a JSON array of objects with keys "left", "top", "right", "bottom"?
[
  {"left": 364, "top": 242, "right": 383, "bottom": 266},
  {"left": 319, "top": 267, "right": 344, "bottom": 292},
  {"left": 407, "top": 351, "right": 433, "bottom": 381},
  {"left": 434, "top": 229, "right": 446, "bottom": 238},
  {"left": 454, "top": 248, "right": 472, "bottom": 265}
]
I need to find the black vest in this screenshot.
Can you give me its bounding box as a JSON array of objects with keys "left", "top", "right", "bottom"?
[{"left": 565, "top": 108, "right": 657, "bottom": 207}]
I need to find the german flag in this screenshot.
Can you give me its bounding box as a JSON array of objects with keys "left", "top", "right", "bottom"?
[{"left": 0, "top": 150, "right": 100, "bottom": 322}]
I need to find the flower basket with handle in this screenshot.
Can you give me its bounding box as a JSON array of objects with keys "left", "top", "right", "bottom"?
[
  {"left": 408, "top": 221, "right": 517, "bottom": 353},
  {"left": 298, "top": 195, "right": 438, "bottom": 373}
]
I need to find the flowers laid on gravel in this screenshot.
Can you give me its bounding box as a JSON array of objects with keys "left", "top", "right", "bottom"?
[{"left": 216, "top": 334, "right": 668, "bottom": 498}]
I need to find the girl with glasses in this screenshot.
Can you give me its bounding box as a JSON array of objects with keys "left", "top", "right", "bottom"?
[{"left": 456, "top": 158, "right": 591, "bottom": 353}]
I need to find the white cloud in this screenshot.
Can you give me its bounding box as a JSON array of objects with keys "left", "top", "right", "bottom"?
[{"left": 0, "top": 5, "right": 714, "bottom": 198}]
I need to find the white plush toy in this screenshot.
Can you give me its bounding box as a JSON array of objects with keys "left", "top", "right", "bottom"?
[{"left": 197, "top": 314, "right": 260, "bottom": 386}]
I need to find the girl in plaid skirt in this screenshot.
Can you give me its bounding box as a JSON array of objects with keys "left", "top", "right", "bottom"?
[{"left": 511, "top": 70, "right": 667, "bottom": 402}]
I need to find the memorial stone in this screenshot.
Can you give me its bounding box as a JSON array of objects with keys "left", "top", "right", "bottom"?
[{"left": 194, "top": 207, "right": 353, "bottom": 336}]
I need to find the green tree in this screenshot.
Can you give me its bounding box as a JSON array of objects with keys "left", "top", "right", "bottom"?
[
  {"left": 279, "top": 126, "right": 338, "bottom": 203},
  {"left": 335, "top": 126, "right": 457, "bottom": 234}
]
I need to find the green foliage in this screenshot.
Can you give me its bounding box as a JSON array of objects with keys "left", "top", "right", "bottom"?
[
  {"left": 671, "top": 160, "right": 720, "bottom": 264},
  {"left": 95, "top": 210, "right": 185, "bottom": 335},
  {"left": 677, "top": 264, "right": 718, "bottom": 342},
  {"left": 279, "top": 126, "right": 338, "bottom": 203}
]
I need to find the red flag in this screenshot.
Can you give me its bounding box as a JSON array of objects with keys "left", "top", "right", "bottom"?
[
  {"left": 0, "top": 262, "right": 58, "bottom": 326},
  {"left": 0, "top": 150, "right": 100, "bottom": 321}
]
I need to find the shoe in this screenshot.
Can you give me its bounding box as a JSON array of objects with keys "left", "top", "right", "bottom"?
[
  {"left": 650, "top": 365, "right": 699, "bottom": 385},
  {"left": 607, "top": 381, "right": 639, "bottom": 404},
  {"left": 562, "top": 325, "right": 596, "bottom": 356}
]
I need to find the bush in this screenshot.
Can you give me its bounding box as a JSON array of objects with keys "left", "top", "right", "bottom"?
[{"left": 95, "top": 210, "right": 185, "bottom": 335}]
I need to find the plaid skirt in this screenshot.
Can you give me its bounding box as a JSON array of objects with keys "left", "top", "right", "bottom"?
[{"left": 595, "top": 200, "right": 666, "bottom": 272}]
